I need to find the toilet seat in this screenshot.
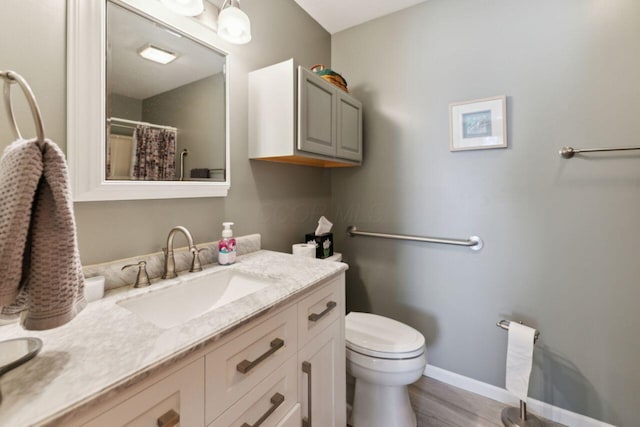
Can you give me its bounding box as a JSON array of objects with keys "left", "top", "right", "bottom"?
[{"left": 345, "top": 312, "right": 425, "bottom": 359}]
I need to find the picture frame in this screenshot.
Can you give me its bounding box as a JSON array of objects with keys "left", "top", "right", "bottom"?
[{"left": 449, "top": 95, "right": 507, "bottom": 151}]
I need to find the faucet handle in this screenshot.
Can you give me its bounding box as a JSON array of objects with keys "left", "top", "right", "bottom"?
[
  {"left": 122, "top": 260, "right": 151, "bottom": 288},
  {"left": 190, "top": 247, "right": 205, "bottom": 272}
]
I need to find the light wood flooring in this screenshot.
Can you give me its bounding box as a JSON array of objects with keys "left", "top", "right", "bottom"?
[{"left": 408, "top": 376, "right": 566, "bottom": 427}]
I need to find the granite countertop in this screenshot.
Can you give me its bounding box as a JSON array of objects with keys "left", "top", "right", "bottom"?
[{"left": 0, "top": 250, "right": 348, "bottom": 426}]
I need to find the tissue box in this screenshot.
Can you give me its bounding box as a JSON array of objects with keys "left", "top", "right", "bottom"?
[{"left": 305, "top": 232, "right": 333, "bottom": 259}]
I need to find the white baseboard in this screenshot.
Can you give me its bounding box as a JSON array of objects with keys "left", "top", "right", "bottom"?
[{"left": 423, "top": 365, "right": 616, "bottom": 427}]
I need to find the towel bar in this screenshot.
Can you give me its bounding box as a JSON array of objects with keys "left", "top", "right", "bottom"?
[
  {"left": 559, "top": 145, "right": 640, "bottom": 159},
  {"left": 0, "top": 70, "right": 46, "bottom": 150},
  {"left": 347, "top": 226, "right": 483, "bottom": 251}
]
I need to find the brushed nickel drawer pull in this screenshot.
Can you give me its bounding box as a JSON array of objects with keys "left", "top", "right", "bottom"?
[
  {"left": 236, "top": 338, "right": 285, "bottom": 374},
  {"left": 308, "top": 301, "right": 337, "bottom": 322},
  {"left": 302, "top": 361, "right": 312, "bottom": 427},
  {"left": 241, "top": 392, "right": 285, "bottom": 427},
  {"left": 157, "top": 409, "right": 180, "bottom": 427}
]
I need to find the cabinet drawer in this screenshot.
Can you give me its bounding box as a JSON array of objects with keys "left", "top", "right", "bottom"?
[
  {"left": 83, "top": 359, "right": 204, "bottom": 427},
  {"left": 276, "top": 404, "right": 300, "bottom": 427},
  {"left": 205, "top": 304, "right": 297, "bottom": 424},
  {"left": 298, "top": 276, "right": 344, "bottom": 347},
  {"left": 208, "top": 355, "right": 297, "bottom": 427}
]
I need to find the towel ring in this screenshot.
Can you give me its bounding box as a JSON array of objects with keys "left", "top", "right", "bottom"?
[{"left": 0, "top": 70, "right": 46, "bottom": 150}]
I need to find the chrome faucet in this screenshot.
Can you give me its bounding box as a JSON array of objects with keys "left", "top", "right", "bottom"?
[{"left": 162, "top": 226, "right": 203, "bottom": 279}]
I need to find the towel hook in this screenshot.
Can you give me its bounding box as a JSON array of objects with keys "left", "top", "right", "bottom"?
[{"left": 0, "top": 70, "right": 46, "bottom": 150}]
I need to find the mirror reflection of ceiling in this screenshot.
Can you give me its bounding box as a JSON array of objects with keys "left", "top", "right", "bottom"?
[{"left": 108, "top": 3, "right": 226, "bottom": 100}]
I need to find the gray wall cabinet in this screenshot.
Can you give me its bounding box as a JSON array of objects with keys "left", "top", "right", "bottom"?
[{"left": 249, "top": 59, "right": 362, "bottom": 168}]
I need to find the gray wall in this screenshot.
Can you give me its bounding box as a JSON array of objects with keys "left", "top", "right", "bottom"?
[
  {"left": 110, "top": 93, "right": 142, "bottom": 137},
  {"left": 143, "top": 73, "right": 226, "bottom": 172},
  {"left": 0, "top": 2, "right": 67, "bottom": 149},
  {"left": 332, "top": 0, "right": 640, "bottom": 425},
  {"left": 111, "top": 93, "right": 142, "bottom": 123},
  {"left": 0, "top": 0, "right": 332, "bottom": 265}
]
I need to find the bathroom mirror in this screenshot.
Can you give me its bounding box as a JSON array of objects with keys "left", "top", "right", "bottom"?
[
  {"left": 68, "top": 0, "right": 230, "bottom": 201},
  {"left": 107, "top": 2, "right": 226, "bottom": 182}
]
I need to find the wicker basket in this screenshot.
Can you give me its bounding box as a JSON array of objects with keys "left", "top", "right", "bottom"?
[{"left": 310, "top": 64, "right": 349, "bottom": 93}]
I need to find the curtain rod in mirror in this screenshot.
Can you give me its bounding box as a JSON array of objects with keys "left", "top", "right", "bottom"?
[{"left": 108, "top": 117, "right": 177, "bottom": 132}]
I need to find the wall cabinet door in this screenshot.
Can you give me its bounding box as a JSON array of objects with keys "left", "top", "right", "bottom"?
[
  {"left": 299, "top": 319, "right": 346, "bottom": 427},
  {"left": 298, "top": 67, "right": 337, "bottom": 157},
  {"left": 336, "top": 91, "right": 363, "bottom": 161}
]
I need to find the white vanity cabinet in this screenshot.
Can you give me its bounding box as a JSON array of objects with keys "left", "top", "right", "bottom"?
[
  {"left": 78, "top": 273, "right": 345, "bottom": 427},
  {"left": 249, "top": 59, "right": 362, "bottom": 168}
]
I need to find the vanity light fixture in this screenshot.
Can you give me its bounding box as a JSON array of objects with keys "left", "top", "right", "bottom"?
[
  {"left": 137, "top": 44, "right": 178, "bottom": 65},
  {"left": 158, "top": 0, "right": 252, "bottom": 45},
  {"left": 217, "top": 0, "right": 252, "bottom": 45},
  {"left": 159, "top": 0, "right": 204, "bottom": 17}
]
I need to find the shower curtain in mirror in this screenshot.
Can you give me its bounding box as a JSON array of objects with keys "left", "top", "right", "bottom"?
[{"left": 130, "top": 126, "right": 177, "bottom": 180}]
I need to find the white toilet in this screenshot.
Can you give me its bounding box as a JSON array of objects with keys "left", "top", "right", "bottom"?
[{"left": 345, "top": 312, "right": 427, "bottom": 427}]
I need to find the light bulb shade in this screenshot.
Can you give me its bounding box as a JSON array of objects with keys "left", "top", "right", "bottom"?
[
  {"left": 218, "top": 5, "right": 252, "bottom": 44},
  {"left": 160, "top": 0, "right": 204, "bottom": 17}
]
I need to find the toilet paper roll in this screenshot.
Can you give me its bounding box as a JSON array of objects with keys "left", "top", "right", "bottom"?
[
  {"left": 292, "top": 243, "right": 316, "bottom": 258},
  {"left": 505, "top": 323, "right": 536, "bottom": 402}
]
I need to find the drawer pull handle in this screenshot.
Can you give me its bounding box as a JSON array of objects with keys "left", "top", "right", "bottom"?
[
  {"left": 157, "top": 409, "right": 180, "bottom": 427},
  {"left": 302, "top": 361, "right": 312, "bottom": 427},
  {"left": 308, "top": 301, "right": 337, "bottom": 322},
  {"left": 236, "top": 338, "right": 285, "bottom": 374},
  {"left": 241, "top": 392, "right": 285, "bottom": 427}
]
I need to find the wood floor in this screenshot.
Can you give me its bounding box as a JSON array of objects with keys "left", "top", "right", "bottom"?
[{"left": 408, "top": 376, "right": 566, "bottom": 427}]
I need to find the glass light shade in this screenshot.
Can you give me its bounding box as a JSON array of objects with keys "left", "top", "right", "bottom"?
[
  {"left": 137, "top": 45, "right": 178, "bottom": 65},
  {"left": 160, "top": 0, "right": 204, "bottom": 17},
  {"left": 218, "top": 5, "right": 252, "bottom": 44}
]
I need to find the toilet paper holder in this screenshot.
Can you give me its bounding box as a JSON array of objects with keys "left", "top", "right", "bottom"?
[
  {"left": 496, "top": 320, "right": 540, "bottom": 343},
  {"left": 496, "top": 320, "right": 543, "bottom": 427}
]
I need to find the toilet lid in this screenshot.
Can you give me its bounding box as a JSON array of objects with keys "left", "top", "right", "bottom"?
[{"left": 345, "top": 312, "right": 425, "bottom": 359}]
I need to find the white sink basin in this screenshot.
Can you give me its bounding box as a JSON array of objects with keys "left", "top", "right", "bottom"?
[{"left": 118, "top": 270, "right": 273, "bottom": 329}]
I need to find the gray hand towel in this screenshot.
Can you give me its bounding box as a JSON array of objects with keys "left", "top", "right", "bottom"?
[{"left": 0, "top": 139, "right": 86, "bottom": 330}]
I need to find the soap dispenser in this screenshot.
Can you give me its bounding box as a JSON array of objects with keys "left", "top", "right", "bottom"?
[{"left": 218, "top": 222, "right": 236, "bottom": 265}]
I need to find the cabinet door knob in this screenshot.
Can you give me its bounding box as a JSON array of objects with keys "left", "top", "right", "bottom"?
[
  {"left": 241, "top": 392, "right": 285, "bottom": 427},
  {"left": 236, "top": 338, "right": 285, "bottom": 374},
  {"left": 302, "top": 361, "right": 312, "bottom": 427},
  {"left": 157, "top": 409, "right": 180, "bottom": 427},
  {"left": 308, "top": 301, "right": 337, "bottom": 322}
]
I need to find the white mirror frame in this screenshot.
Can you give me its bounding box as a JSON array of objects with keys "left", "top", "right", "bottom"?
[{"left": 67, "top": 0, "right": 231, "bottom": 201}]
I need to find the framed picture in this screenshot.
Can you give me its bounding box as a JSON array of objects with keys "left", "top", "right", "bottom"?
[{"left": 449, "top": 95, "right": 507, "bottom": 151}]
